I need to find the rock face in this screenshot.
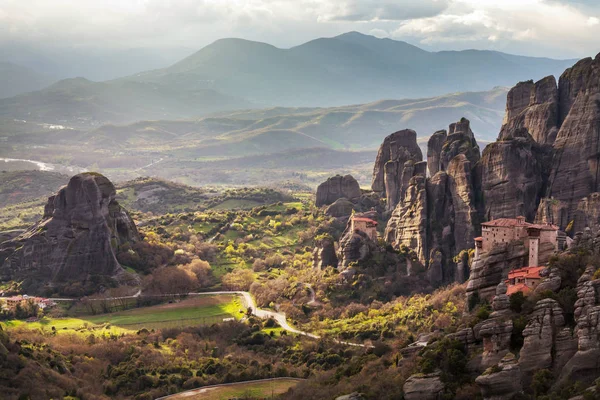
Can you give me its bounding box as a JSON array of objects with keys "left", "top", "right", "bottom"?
[
  {"left": 475, "top": 353, "right": 523, "bottom": 400},
  {"left": 315, "top": 174, "right": 361, "bottom": 207},
  {"left": 0, "top": 173, "right": 139, "bottom": 294},
  {"left": 480, "top": 128, "right": 549, "bottom": 222},
  {"left": 427, "top": 130, "right": 446, "bottom": 176},
  {"left": 558, "top": 266, "right": 600, "bottom": 386},
  {"left": 542, "top": 54, "right": 600, "bottom": 231},
  {"left": 371, "top": 129, "right": 423, "bottom": 212},
  {"left": 312, "top": 235, "right": 338, "bottom": 270},
  {"left": 403, "top": 372, "right": 445, "bottom": 400},
  {"left": 466, "top": 241, "right": 527, "bottom": 303},
  {"left": 338, "top": 211, "right": 378, "bottom": 269},
  {"left": 478, "top": 282, "right": 513, "bottom": 368},
  {"left": 519, "top": 298, "right": 576, "bottom": 384},
  {"left": 385, "top": 118, "right": 482, "bottom": 286},
  {"left": 324, "top": 198, "right": 355, "bottom": 218}
]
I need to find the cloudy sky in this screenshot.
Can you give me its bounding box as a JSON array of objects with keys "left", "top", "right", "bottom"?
[{"left": 1, "top": 0, "right": 598, "bottom": 59}]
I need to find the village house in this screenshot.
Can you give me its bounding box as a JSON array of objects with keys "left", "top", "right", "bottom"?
[
  {"left": 505, "top": 266, "right": 544, "bottom": 296},
  {"left": 351, "top": 216, "right": 378, "bottom": 241},
  {"left": 0, "top": 295, "right": 55, "bottom": 311}
]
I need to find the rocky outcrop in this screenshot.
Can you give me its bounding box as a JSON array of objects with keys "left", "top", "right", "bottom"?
[
  {"left": 0, "top": 172, "right": 139, "bottom": 295},
  {"left": 338, "top": 211, "right": 378, "bottom": 269},
  {"left": 573, "top": 193, "right": 600, "bottom": 235},
  {"left": 501, "top": 77, "right": 559, "bottom": 145},
  {"left": 478, "top": 282, "right": 513, "bottom": 368},
  {"left": 519, "top": 298, "right": 576, "bottom": 384},
  {"left": 427, "top": 130, "right": 446, "bottom": 176},
  {"left": 324, "top": 198, "right": 355, "bottom": 218},
  {"left": 312, "top": 235, "right": 338, "bottom": 270},
  {"left": 558, "top": 265, "right": 600, "bottom": 386},
  {"left": 546, "top": 54, "right": 600, "bottom": 230},
  {"left": 403, "top": 372, "right": 445, "bottom": 400},
  {"left": 480, "top": 128, "right": 549, "bottom": 222},
  {"left": 440, "top": 118, "right": 481, "bottom": 170},
  {"left": 385, "top": 119, "right": 482, "bottom": 286},
  {"left": 475, "top": 353, "right": 523, "bottom": 400},
  {"left": 371, "top": 129, "right": 423, "bottom": 211},
  {"left": 385, "top": 174, "right": 428, "bottom": 264},
  {"left": 315, "top": 174, "right": 361, "bottom": 207},
  {"left": 466, "top": 241, "right": 527, "bottom": 303}
]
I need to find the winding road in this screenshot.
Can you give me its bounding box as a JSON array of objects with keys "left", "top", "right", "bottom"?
[{"left": 45, "top": 288, "right": 370, "bottom": 347}]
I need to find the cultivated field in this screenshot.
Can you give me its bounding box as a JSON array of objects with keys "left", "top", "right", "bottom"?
[{"left": 162, "top": 378, "right": 303, "bottom": 399}]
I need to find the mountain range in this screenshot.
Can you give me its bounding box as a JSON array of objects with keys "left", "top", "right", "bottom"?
[{"left": 0, "top": 32, "right": 577, "bottom": 127}]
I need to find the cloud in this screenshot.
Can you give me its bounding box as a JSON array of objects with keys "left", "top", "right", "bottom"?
[
  {"left": 392, "top": 0, "right": 600, "bottom": 57},
  {"left": 0, "top": 0, "right": 597, "bottom": 58},
  {"left": 317, "top": 0, "right": 450, "bottom": 22}
]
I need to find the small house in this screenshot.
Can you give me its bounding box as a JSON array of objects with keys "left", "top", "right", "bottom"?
[{"left": 505, "top": 266, "right": 544, "bottom": 296}]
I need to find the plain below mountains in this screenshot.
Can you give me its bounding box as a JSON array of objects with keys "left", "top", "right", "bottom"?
[{"left": 0, "top": 32, "right": 575, "bottom": 127}]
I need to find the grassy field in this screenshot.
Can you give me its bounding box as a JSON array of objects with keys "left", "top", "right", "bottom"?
[
  {"left": 165, "top": 378, "right": 303, "bottom": 399},
  {"left": 3, "top": 295, "right": 246, "bottom": 334}
]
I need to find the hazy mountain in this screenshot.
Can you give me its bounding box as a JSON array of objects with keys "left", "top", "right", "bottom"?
[
  {"left": 0, "top": 77, "right": 249, "bottom": 127},
  {"left": 124, "top": 31, "right": 575, "bottom": 107},
  {"left": 0, "top": 62, "right": 55, "bottom": 99}
]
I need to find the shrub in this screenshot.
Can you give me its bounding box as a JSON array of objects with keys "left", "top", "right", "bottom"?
[
  {"left": 509, "top": 292, "right": 526, "bottom": 313},
  {"left": 531, "top": 369, "right": 553, "bottom": 397}
]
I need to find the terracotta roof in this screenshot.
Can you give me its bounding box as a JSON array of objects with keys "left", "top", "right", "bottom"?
[
  {"left": 352, "top": 217, "right": 378, "bottom": 224},
  {"left": 508, "top": 266, "right": 544, "bottom": 280},
  {"left": 481, "top": 218, "right": 558, "bottom": 230},
  {"left": 506, "top": 283, "right": 532, "bottom": 296},
  {"left": 474, "top": 237, "right": 483, "bottom": 241}
]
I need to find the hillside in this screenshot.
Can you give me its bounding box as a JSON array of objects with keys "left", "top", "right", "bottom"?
[
  {"left": 0, "top": 77, "right": 249, "bottom": 127},
  {"left": 0, "top": 170, "right": 69, "bottom": 208},
  {"left": 0, "top": 62, "right": 55, "bottom": 99}
]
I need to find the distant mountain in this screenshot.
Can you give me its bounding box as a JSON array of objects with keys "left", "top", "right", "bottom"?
[
  {"left": 0, "top": 32, "right": 576, "bottom": 126},
  {"left": 0, "top": 62, "right": 55, "bottom": 99},
  {"left": 124, "top": 31, "right": 576, "bottom": 107},
  {"left": 0, "top": 77, "right": 250, "bottom": 127},
  {"left": 83, "top": 86, "right": 508, "bottom": 155}
]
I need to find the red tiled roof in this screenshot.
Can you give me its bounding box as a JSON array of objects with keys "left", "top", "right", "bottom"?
[
  {"left": 506, "top": 283, "right": 532, "bottom": 296},
  {"left": 474, "top": 237, "right": 483, "bottom": 241},
  {"left": 508, "top": 266, "right": 544, "bottom": 280},
  {"left": 352, "top": 217, "right": 377, "bottom": 224},
  {"left": 481, "top": 218, "right": 558, "bottom": 230}
]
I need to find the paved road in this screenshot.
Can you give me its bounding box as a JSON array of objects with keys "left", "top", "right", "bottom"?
[
  {"left": 36, "top": 288, "right": 370, "bottom": 348},
  {"left": 155, "top": 377, "right": 306, "bottom": 400}
]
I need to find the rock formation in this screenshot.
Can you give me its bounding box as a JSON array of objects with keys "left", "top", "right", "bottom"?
[
  {"left": 324, "top": 198, "right": 355, "bottom": 218},
  {"left": 539, "top": 54, "right": 600, "bottom": 231},
  {"left": 338, "top": 211, "right": 379, "bottom": 270},
  {"left": 0, "top": 172, "right": 139, "bottom": 295},
  {"left": 371, "top": 129, "right": 423, "bottom": 212},
  {"left": 558, "top": 265, "right": 600, "bottom": 386},
  {"left": 403, "top": 372, "right": 445, "bottom": 400},
  {"left": 478, "top": 282, "right": 513, "bottom": 368},
  {"left": 475, "top": 353, "right": 523, "bottom": 400},
  {"left": 312, "top": 235, "right": 338, "bottom": 270},
  {"left": 315, "top": 174, "right": 361, "bottom": 207},
  {"left": 466, "top": 241, "right": 527, "bottom": 303},
  {"left": 384, "top": 119, "right": 482, "bottom": 286},
  {"left": 480, "top": 127, "right": 549, "bottom": 222}
]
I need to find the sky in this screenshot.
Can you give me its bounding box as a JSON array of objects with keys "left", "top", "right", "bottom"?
[{"left": 0, "top": 0, "right": 599, "bottom": 59}]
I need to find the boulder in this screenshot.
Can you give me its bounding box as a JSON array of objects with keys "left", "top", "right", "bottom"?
[
  {"left": 0, "top": 172, "right": 139, "bottom": 294},
  {"left": 315, "top": 174, "right": 361, "bottom": 207},
  {"left": 325, "top": 198, "right": 355, "bottom": 218},
  {"left": 403, "top": 372, "right": 445, "bottom": 400},
  {"left": 475, "top": 353, "right": 524, "bottom": 400}
]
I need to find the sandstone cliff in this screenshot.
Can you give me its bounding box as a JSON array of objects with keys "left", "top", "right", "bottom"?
[
  {"left": 371, "top": 129, "right": 423, "bottom": 212},
  {"left": 315, "top": 174, "right": 361, "bottom": 207},
  {"left": 0, "top": 172, "right": 139, "bottom": 295}
]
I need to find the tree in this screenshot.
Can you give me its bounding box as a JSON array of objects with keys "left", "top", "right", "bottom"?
[{"left": 222, "top": 269, "right": 255, "bottom": 291}]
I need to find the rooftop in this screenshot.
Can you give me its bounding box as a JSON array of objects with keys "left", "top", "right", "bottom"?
[
  {"left": 506, "top": 283, "right": 532, "bottom": 296},
  {"left": 508, "top": 266, "right": 544, "bottom": 280},
  {"left": 352, "top": 217, "right": 378, "bottom": 225},
  {"left": 481, "top": 217, "right": 558, "bottom": 230}
]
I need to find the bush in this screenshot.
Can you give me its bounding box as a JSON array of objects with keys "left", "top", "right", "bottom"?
[
  {"left": 509, "top": 292, "right": 526, "bottom": 313},
  {"left": 531, "top": 369, "right": 553, "bottom": 397}
]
